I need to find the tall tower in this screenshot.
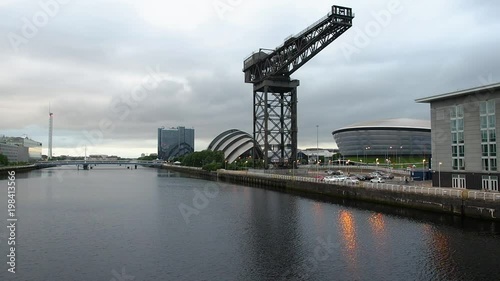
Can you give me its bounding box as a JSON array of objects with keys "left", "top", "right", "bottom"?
[{"left": 48, "top": 107, "right": 53, "bottom": 160}]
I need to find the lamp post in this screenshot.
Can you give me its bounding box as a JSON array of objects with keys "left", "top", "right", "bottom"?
[
  {"left": 438, "top": 162, "right": 442, "bottom": 188},
  {"left": 423, "top": 159, "right": 426, "bottom": 182},
  {"left": 360, "top": 159, "right": 363, "bottom": 173},
  {"left": 364, "top": 146, "right": 370, "bottom": 164},
  {"left": 397, "top": 145, "right": 403, "bottom": 169},
  {"left": 316, "top": 125, "right": 319, "bottom": 176}
]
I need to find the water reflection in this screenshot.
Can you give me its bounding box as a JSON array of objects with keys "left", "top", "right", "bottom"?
[
  {"left": 245, "top": 190, "right": 302, "bottom": 280},
  {"left": 368, "top": 213, "right": 388, "bottom": 253},
  {"left": 312, "top": 202, "right": 325, "bottom": 233},
  {"left": 1, "top": 168, "right": 500, "bottom": 281},
  {"left": 338, "top": 210, "right": 359, "bottom": 279}
]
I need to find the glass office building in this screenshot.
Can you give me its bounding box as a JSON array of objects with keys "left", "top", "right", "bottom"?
[{"left": 157, "top": 126, "right": 195, "bottom": 160}]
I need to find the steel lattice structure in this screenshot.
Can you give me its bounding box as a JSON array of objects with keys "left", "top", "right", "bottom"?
[{"left": 243, "top": 5, "right": 354, "bottom": 168}]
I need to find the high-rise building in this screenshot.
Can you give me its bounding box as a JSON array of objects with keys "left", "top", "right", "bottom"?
[{"left": 157, "top": 126, "right": 194, "bottom": 160}]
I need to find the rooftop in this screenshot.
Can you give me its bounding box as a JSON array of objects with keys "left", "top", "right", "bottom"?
[
  {"left": 333, "top": 118, "right": 430, "bottom": 134},
  {"left": 416, "top": 82, "right": 500, "bottom": 103}
]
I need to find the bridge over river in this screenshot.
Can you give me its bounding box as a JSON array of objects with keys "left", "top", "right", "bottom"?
[{"left": 35, "top": 160, "right": 163, "bottom": 170}]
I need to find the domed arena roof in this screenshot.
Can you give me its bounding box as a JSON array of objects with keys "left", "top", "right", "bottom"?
[
  {"left": 208, "top": 129, "right": 263, "bottom": 163},
  {"left": 331, "top": 118, "right": 431, "bottom": 157},
  {"left": 333, "top": 118, "right": 430, "bottom": 134}
]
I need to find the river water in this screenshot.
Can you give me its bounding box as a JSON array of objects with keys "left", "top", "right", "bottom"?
[{"left": 0, "top": 167, "right": 499, "bottom": 281}]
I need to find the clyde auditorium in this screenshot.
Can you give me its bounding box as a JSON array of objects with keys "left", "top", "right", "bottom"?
[{"left": 332, "top": 118, "right": 431, "bottom": 157}]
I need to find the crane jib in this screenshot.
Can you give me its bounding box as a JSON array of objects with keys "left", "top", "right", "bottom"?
[{"left": 243, "top": 5, "right": 354, "bottom": 84}]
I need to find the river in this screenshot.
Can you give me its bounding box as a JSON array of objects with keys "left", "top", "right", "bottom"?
[{"left": 0, "top": 167, "right": 499, "bottom": 281}]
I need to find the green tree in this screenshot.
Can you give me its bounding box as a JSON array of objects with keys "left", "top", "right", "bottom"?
[
  {"left": 0, "top": 153, "right": 8, "bottom": 166},
  {"left": 181, "top": 150, "right": 225, "bottom": 170}
]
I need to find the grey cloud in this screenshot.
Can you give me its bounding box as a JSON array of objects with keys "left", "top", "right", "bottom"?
[{"left": 1, "top": 0, "right": 500, "bottom": 156}]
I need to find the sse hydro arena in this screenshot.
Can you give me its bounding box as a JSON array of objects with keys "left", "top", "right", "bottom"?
[{"left": 332, "top": 118, "right": 431, "bottom": 158}]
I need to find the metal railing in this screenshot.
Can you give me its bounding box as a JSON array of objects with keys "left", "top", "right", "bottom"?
[{"left": 217, "top": 169, "right": 500, "bottom": 202}]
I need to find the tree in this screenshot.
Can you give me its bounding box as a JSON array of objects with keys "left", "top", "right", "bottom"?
[
  {"left": 181, "top": 150, "right": 225, "bottom": 170},
  {"left": 0, "top": 153, "right": 8, "bottom": 166}
]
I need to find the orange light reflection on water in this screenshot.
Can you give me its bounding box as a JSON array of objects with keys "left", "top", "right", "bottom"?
[
  {"left": 312, "top": 202, "right": 324, "bottom": 232},
  {"left": 338, "top": 210, "right": 359, "bottom": 278}
]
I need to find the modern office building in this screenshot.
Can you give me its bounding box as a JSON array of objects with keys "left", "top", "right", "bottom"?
[
  {"left": 0, "top": 136, "right": 41, "bottom": 162},
  {"left": 0, "top": 143, "right": 29, "bottom": 163},
  {"left": 157, "top": 126, "right": 195, "bottom": 160},
  {"left": 416, "top": 82, "right": 500, "bottom": 191},
  {"left": 332, "top": 118, "right": 431, "bottom": 160}
]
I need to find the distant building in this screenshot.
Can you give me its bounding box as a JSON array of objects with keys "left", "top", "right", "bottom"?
[
  {"left": 0, "top": 143, "right": 28, "bottom": 163},
  {"left": 88, "top": 154, "right": 119, "bottom": 161},
  {"left": 299, "top": 148, "right": 337, "bottom": 164},
  {"left": 332, "top": 118, "right": 431, "bottom": 160},
  {"left": 158, "top": 126, "right": 194, "bottom": 160},
  {"left": 207, "top": 129, "right": 263, "bottom": 164},
  {"left": 416, "top": 82, "right": 500, "bottom": 191},
  {"left": 0, "top": 136, "right": 42, "bottom": 162}
]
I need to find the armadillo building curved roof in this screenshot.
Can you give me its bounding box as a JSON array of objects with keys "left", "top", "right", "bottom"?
[{"left": 208, "top": 129, "right": 263, "bottom": 164}]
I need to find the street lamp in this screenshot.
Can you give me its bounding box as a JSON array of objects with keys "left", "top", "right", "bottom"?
[
  {"left": 438, "top": 162, "right": 442, "bottom": 188},
  {"left": 316, "top": 125, "right": 319, "bottom": 176},
  {"left": 364, "top": 146, "right": 370, "bottom": 164},
  {"left": 423, "top": 159, "right": 426, "bottom": 182},
  {"left": 360, "top": 159, "right": 363, "bottom": 173},
  {"left": 397, "top": 145, "right": 403, "bottom": 168}
]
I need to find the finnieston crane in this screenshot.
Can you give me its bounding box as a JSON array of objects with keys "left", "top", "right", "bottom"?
[{"left": 243, "top": 5, "right": 354, "bottom": 168}]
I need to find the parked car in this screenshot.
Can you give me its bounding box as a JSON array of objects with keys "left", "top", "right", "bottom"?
[
  {"left": 381, "top": 173, "right": 394, "bottom": 179},
  {"left": 353, "top": 174, "right": 367, "bottom": 181},
  {"left": 370, "top": 177, "right": 385, "bottom": 183},
  {"left": 345, "top": 178, "right": 360, "bottom": 184},
  {"left": 325, "top": 170, "right": 343, "bottom": 175},
  {"left": 324, "top": 175, "right": 347, "bottom": 182}
]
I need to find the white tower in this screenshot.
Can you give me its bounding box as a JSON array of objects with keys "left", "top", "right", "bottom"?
[{"left": 48, "top": 107, "right": 53, "bottom": 159}]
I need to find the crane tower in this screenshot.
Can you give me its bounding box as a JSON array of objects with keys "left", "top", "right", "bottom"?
[{"left": 243, "top": 5, "right": 354, "bottom": 168}]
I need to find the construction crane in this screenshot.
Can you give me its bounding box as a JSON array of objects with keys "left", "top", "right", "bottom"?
[{"left": 243, "top": 5, "right": 354, "bottom": 168}]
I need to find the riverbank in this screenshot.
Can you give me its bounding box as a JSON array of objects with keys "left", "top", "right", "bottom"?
[
  {"left": 163, "top": 164, "right": 500, "bottom": 222},
  {"left": 0, "top": 164, "right": 38, "bottom": 176}
]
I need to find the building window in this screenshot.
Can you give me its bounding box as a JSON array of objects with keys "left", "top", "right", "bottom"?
[
  {"left": 480, "top": 100, "right": 497, "bottom": 172},
  {"left": 482, "top": 176, "right": 499, "bottom": 192},
  {"left": 451, "top": 105, "right": 465, "bottom": 170},
  {"left": 452, "top": 174, "right": 466, "bottom": 189}
]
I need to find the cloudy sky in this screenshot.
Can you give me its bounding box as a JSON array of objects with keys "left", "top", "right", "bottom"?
[{"left": 1, "top": 0, "right": 499, "bottom": 158}]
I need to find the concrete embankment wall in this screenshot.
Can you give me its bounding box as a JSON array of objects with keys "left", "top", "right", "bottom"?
[
  {"left": 0, "top": 165, "right": 38, "bottom": 176},
  {"left": 162, "top": 165, "right": 500, "bottom": 221}
]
